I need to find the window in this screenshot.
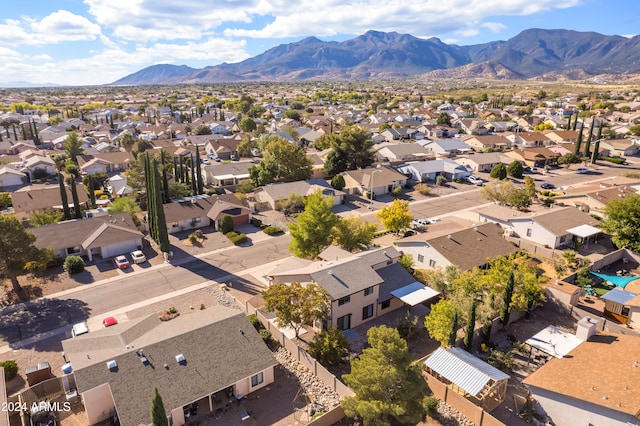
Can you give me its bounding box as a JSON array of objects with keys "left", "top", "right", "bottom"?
[
  {"left": 251, "top": 372, "right": 263, "bottom": 387},
  {"left": 337, "top": 314, "right": 351, "bottom": 331},
  {"left": 364, "top": 287, "right": 374, "bottom": 296},
  {"left": 526, "top": 228, "right": 532, "bottom": 237},
  {"left": 429, "top": 259, "right": 436, "bottom": 268},
  {"left": 417, "top": 254, "right": 424, "bottom": 263},
  {"left": 381, "top": 300, "right": 390, "bottom": 310},
  {"left": 338, "top": 296, "right": 350, "bottom": 306},
  {"left": 362, "top": 304, "right": 374, "bottom": 320},
  {"left": 560, "top": 235, "right": 566, "bottom": 243}
]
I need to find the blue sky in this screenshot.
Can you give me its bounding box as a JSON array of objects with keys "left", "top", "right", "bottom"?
[{"left": 1, "top": 0, "right": 638, "bottom": 86}]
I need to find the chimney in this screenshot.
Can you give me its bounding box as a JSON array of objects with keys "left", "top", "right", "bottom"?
[{"left": 576, "top": 316, "right": 598, "bottom": 341}]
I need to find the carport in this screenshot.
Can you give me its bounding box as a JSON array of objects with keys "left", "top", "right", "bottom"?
[
  {"left": 566, "top": 224, "right": 601, "bottom": 247},
  {"left": 390, "top": 281, "right": 440, "bottom": 306}
]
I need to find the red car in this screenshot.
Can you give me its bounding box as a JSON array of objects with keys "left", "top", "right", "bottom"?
[
  {"left": 102, "top": 316, "right": 118, "bottom": 328},
  {"left": 114, "top": 255, "right": 130, "bottom": 269}
]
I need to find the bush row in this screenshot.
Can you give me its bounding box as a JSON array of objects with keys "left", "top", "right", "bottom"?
[
  {"left": 225, "top": 231, "right": 248, "bottom": 245},
  {"left": 263, "top": 226, "right": 284, "bottom": 236}
]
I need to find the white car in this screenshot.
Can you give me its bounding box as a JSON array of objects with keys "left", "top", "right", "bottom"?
[
  {"left": 466, "top": 175, "right": 484, "bottom": 186},
  {"left": 130, "top": 250, "right": 146, "bottom": 264},
  {"left": 411, "top": 218, "right": 441, "bottom": 228},
  {"left": 574, "top": 167, "right": 589, "bottom": 174},
  {"left": 71, "top": 321, "right": 89, "bottom": 337}
]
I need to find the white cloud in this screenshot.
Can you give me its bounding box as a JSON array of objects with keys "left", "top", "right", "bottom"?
[{"left": 0, "top": 10, "right": 102, "bottom": 45}]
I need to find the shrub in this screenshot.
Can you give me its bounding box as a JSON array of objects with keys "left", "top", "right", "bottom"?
[
  {"left": 168, "top": 306, "right": 177, "bottom": 314},
  {"left": 226, "top": 231, "right": 248, "bottom": 245},
  {"left": 396, "top": 311, "right": 419, "bottom": 339},
  {"left": 259, "top": 329, "right": 272, "bottom": 342},
  {"left": 251, "top": 218, "right": 262, "bottom": 228},
  {"left": 247, "top": 314, "right": 261, "bottom": 329},
  {"left": 63, "top": 255, "right": 85, "bottom": 274},
  {"left": 220, "top": 215, "right": 234, "bottom": 234},
  {"left": 600, "top": 156, "right": 625, "bottom": 164},
  {"left": 0, "top": 361, "right": 18, "bottom": 381},
  {"left": 435, "top": 176, "right": 447, "bottom": 186},
  {"left": 392, "top": 186, "right": 402, "bottom": 197},
  {"left": 488, "top": 350, "right": 513, "bottom": 372},
  {"left": 263, "top": 226, "right": 283, "bottom": 236},
  {"left": 422, "top": 396, "right": 439, "bottom": 417},
  {"left": 415, "top": 183, "right": 431, "bottom": 196},
  {"left": 188, "top": 232, "right": 199, "bottom": 244},
  {"left": 308, "top": 328, "right": 349, "bottom": 366}
]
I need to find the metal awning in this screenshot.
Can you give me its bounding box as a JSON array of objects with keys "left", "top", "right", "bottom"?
[
  {"left": 390, "top": 281, "right": 439, "bottom": 306},
  {"left": 525, "top": 325, "right": 583, "bottom": 359},
  {"left": 566, "top": 224, "right": 601, "bottom": 238}
]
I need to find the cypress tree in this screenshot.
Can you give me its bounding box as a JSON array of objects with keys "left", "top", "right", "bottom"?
[
  {"left": 195, "top": 146, "right": 204, "bottom": 195},
  {"left": 573, "top": 127, "right": 583, "bottom": 156},
  {"left": 12, "top": 124, "right": 18, "bottom": 140},
  {"left": 69, "top": 177, "right": 82, "bottom": 219},
  {"left": 583, "top": 118, "right": 595, "bottom": 158},
  {"left": 566, "top": 113, "right": 572, "bottom": 129},
  {"left": 448, "top": 310, "right": 458, "bottom": 347},
  {"left": 152, "top": 159, "right": 170, "bottom": 254},
  {"left": 144, "top": 154, "right": 157, "bottom": 242},
  {"left": 58, "top": 172, "right": 71, "bottom": 220},
  {"left": 190, "top": 155, "right": 197, "bottom": 195},
  {"left": 87, "top": 174, "right": 97, "bottom": 209},
  {"left": 160, "top": 149, "right": 170, "bottom": 203},
  {"left": 464, "top": 299, "right": 477, "bottom": 350},
  {"left": 151, "top": 387, "right": 169, "bottom": 426},
  {"left": 591, "top": 124, "right": 603, "bottom": 165},
  {"left": 501, "top": 269, "right": 515, "bottom": 326},
  {"left": 572, "top": 115, "right": 578, "bottom": 131}
]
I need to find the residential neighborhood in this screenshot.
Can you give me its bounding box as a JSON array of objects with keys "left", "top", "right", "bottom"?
[{"left": 2, "top": 81, "right": 640, "bottom": 426}]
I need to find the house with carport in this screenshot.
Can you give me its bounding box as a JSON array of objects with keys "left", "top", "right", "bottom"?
[
  {"left": 460, "top": 135, "right": 512, "bottom": 152},
  {"left": 162, "top": 194, "right": 250, "bottom": 233},
  {"left": 62, "top": 306, "right": 276, "bottom": 426},
  {"left": 454, "top": 152, "right": 513, "bottom": 173},
  {"left": 0, "top": 166, "right": 26, "bottom": 189},
  {"left": 418, "top": 139, "right": 473, "bottom": 158},
  {"left": 252, "top": 180, "right": 344, "bottom": 211},
  {"left": 340, "top": 167, "right": 407, "bottom": 197},
  {"left": 397, "top": 160, "right": 470, "bottom": 183}
]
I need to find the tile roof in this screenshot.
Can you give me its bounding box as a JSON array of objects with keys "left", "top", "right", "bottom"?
[
  {"left": 65, "top": 307, "right": 276, "bottom": 426},
  {"left": 523, "top": 333, "right": 640, "bottom": 417}
]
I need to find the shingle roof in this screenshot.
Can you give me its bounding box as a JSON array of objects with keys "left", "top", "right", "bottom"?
[
  {"left": 523, "top": 333, "right": 640, "bottom": 416},
  {"left": 65, "top": 307, "right": 276, "bottom": 426},
  {"left": 532, "top": 208, "right": 598, "bottom": 236}
]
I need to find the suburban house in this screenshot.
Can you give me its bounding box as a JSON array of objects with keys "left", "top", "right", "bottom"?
[
  {"left": 523, "top": 331, "right": 640, "bottom": 426},
  {"left": 62, "top": 306, "right": 277, "bottom": 426},
  {"left": 375, "top": 143, "right": 432, "bottom": 164},
  {"left": 397, "top": 160, "right": 470, "bottom": 182},
  {"left": 380, "top": 127, "right": 419, "bottom": 142},
  {"left": 162, "top": 194, "right": 250, "bottom": 234},
  {"left": 78, "top": 152, "right": 133, "bottom": 174},
  {"left": 418, "top": 139, "right": 473, "bottom": 158},
  {"left": 506, "top": 131, "right": 553, "bottom": 147},
  {"left": 105, "top": 174, "right": 132, "bottom": 198},
  {"left": 423, "top": 347, "right": 510, "bottom": 413},
  {"left": 477, "top": 205, "right": 600, "bottom": 249},
  {"left": 10, "top": 182, "right": 90, "bottom": 220},
  {"left": 505, "top": 147, "right": 560, "bottom": 168},
  {"left": 542, "top": 129, "right": 579, "bottom": 144},
  {"left": 267, "top": 246, "right": 440, "bottom": 331},
  {"left": 340, "top": 167, "right": 407, "bottom": 197},
  {"left": 556, "top": 180, "right": 639, "bottom": 215},
  {"left": 202, "top": 162, "right": 253, "bottom": 189},
  {"left": 252, "top": 180, "right": 344, "bottom": 211},
  {"left": 454, "top": 153, "right": 514, "bottom": 173},
  {"left": 395, "top": 222, "right": 518, "bottom": 271},
  {"left": 460, "top": 135, "right": 512, "bottom": 152},
  {"left": 598, "top": 139, "right": 639, "bottom": 157},
  {"left": 20, "top": 155, "right": 57, "bottom": 180},
  {"left": 30, "top": 212, "right": 143, "bottom": 261},
  {"left": 0, "top": 166, "right": 26, "bottom": 189}
]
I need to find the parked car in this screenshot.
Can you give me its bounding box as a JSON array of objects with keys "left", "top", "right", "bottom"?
[
  {"left": 102, "top": 316, "right": 118, "bottom": 328},
  {"left": 71, "top": 321, "right": 89, "bottom": 337},
  {"left": 114, "top": 255, "right": 130, "bottom": 269},
  {"left": 411, "top": 218, "right": 441, "bottom": 229},
  {"left": 575, "top": 167, "right": 589, "bottom": 174},
  {"left": 130, "top": 250, "right": 146, "bottom": 264},
  {"left": 466, "top": 175, "right": 484, "bottom": 186},
  {"left": 540, "top": 183, "right": 555, "bottom": 189}
]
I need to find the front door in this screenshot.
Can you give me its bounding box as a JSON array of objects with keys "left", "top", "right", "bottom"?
[{"left": 337, "top": 314, "right": 351, "bottom": 331}]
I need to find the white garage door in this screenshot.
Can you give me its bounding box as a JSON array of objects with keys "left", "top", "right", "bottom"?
[{"left": 101, "top": 239, "right": 140, "bottom": 259}]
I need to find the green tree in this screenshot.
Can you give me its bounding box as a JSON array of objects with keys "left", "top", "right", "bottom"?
[
  {"left": 500, "top": 269, "right": 515, "bottom": 325},
  {"left": 237, "top": 135, "right": 258, "bottom": 157},
  {"left": 448, "top": 309, "right": 459, "bottom": 347},
  {"left": 375, "top": 199, "right": 412, "bottom": 235},
  {"left": 280, "top": 193, "right": 305, "bottom": 216},
  {"left": 86, "top": 174, "right": 97, "bottom": 209},
  {"left": 398, "top": 254, "right": 414, "bottom": 274},
  {"left": 342, "top": 326, "right": 429, "bottom": 426},
  {"left": 220, "top": 215, "right": 234, "bottom": 234},
  {"left": 151, "top": 387, "right": 169, "bottom": 426},
  {"left": 118, "top": 131, "right": 136, "bottom": 152},
  {"left": 331, "top": 174, "right": 346, "bottom": 191},
  {"left": 239, "top": 117, "right": 257, "bottom": 132},
  {"left": 524, "top": 176, "right": 537, "bottom": 200},
  {"left": 262, "top": 282, "right": 329, "bottom": 338},
  {"left": 194, "top": 146, "right": 204, "bottom": 195},
  {"left": 108, "top": 196, "right": 141, "bottom": 216},
  {"left": 601, "top": 194, "right": 640, "bottom": 251},
  {"left": 507, "top": 189, "right": 532, "bottom": 211},
  {"left": 193, "top": 124, "right": 212, "bottom": 135},
  {"left": 0, "top": 193, "right": 12, "bottom": 209},
  {"left": 436, "top": 112, "right": 451, "bottom": 126},
  {"left": 249, "top": 138, "right": 312, "bottom": 186},
  {"left": 63, "top": 131, "right": 84, "bottom": 163},
  {"left": 308, "top": 328, "right": 349, "bottom": 366},
  {"left": 480, "top": 179, "right": 516, "bottom": 206},
  {"left": 283, "top": 110, "right": 301, "bottom": 121},
  {"left": 464, "top": 299, "right": 477, "bottom": 350},
  {"left": 573, "top": 126, "right": 583, "bottom": 156},
  {"left": 288, "top": 190, "right": 338, "bottom": 258},
  {"left": 0, "top": 216, "right": 50, "bottom": 299},
  {"left": 557, "top": 152, "right": 582, "bottom": 166},
  {"left": 489, "top": 162, "right": 507, "bottom": 180},
  {"left": 58, "top": 172, "right": 71, "bottom": 221},
  {"left": 332, "top": 216, "right": 377, "bottom": 252},
  {"left": 506, "top": 161, "right": 524, "bottom": 178},
  {"left": 68, "top": 177, "right": 82, "bottom": 219},
  {"left": 29, "top": 209, "right": 63, "bottom": 227},
  {"left": 424, "top": 299, "right": 458, "bottom": 347},
  {"left": 323, "top": 126, "right": 375, "bottom": 176}
]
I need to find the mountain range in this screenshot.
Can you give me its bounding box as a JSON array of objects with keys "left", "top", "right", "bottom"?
[{"left": 112, "top": 29, "right": 640, "bottom": 85}]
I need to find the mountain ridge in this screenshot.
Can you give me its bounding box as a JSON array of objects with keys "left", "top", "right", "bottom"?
[{"left": 111, "top": 29, "right": 640, "bottom": 85}]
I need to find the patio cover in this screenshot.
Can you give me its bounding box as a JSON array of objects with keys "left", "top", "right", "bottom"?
[
  {"left": 566, "top": 224, "right": 601, "bottom": 238},
  {"left": 525, "top": 325, "right": 583, "bottom": 359},
  {"left": 600, "top": 287, "right": 638, "bottom": 305},
  {"left": 390, "top": 281, "right": 439, "bottom": 306},
  {"left": 590, "top": 271, "right": 640, "bottom": 289}
]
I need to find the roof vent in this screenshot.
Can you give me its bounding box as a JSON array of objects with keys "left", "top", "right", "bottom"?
[
  {"left": 602, "top": 395, "right": 608, "bottom": 400},
  {"left": 141, "top": 356, "right": 148, "bottom": 365},
  {"left": 164, "top": 364, "right": 169, "bottom": 370},
  {"left": 447, "top": 234, "right": 452, "bottom": 239},
  {"left": 633, "top": 361, "right": 638, "bottom": 368},
  {"left": 329, "top": 269, "right": 333, "bottom": 275},
  {"left": 175, "top": 354, "right": 186, "bottom": 364},
  {"left": 106, "top": 360, "right": 117, "bottom": 370}
]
